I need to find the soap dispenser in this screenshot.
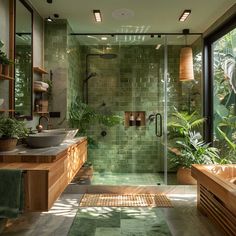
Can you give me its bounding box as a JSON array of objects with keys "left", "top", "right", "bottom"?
[
  {"left": 136, "top": 113, "right": 141, "bottom": 127},
  {"left": 129, "top": 113, "right": 135, "bottom": 126}
]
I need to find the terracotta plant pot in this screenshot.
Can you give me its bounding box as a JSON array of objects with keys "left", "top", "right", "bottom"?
[
  {"left": 0, "top": 138, "right": 18, "bottom": 151},
  {"left": 177, "top": 167, "right": 197, "bottom": 185}
]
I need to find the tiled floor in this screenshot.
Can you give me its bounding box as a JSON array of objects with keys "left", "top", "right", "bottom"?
[
  {"left": 76, "top": 172, "right": 177, "bottom": 185},
  {"left": 68, "top": 207, "right": 171, "bottom": 236},
  {"left": 1, "top": 186, "right": 224, "bottom": 236}
]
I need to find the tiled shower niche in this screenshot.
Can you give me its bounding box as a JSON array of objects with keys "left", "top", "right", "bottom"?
[{"left": 125, "top": 111, "right": 145, "bottom": 127}]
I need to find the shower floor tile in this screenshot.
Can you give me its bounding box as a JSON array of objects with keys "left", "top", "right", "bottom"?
[{"left": 90, "top": 172, "right": 177, "bottom": 185}]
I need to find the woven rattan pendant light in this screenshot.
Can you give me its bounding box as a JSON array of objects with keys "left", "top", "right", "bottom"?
[{"left": 179, "top": 30, "right": 194, "bottom": 81}]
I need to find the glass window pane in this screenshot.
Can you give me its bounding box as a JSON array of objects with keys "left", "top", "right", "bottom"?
[{"left": 212, "top": 27, "right": 236, "bottom": 163}]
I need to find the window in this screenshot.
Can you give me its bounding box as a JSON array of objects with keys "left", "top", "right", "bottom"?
[
  {"left": 212, "top": 28, "right": 236, "bottom": 163},
  {"left": 204, "top": 16, "right": 236, "bottom": 163}
]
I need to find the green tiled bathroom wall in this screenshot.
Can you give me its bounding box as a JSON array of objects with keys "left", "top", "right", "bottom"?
[
  {"left": 67, "top": 25, "right": 83, "bottom": 114},
  {"left": 80, "top": 42, "right": 202, "bottom": 173},
  {"left": 44, "top": 20, "right": 82, "bottom": 127},
  {"left": 44, "top": 26, "right": 202, "bottom": 173}
]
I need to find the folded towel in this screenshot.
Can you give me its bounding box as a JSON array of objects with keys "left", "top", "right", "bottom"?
[
  {"left": 0, "top": 169, "right": 24, "bottom": 218},
  {"left": 34, "top": 81, "right": 49, "bottom": 89},
  {"left": 34, "top": 84, "right": 47, "bottom": 92}
]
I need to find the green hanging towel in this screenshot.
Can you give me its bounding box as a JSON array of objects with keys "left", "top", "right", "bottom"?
[{"left": 0, "top": 169, "right": 24, "bottom": 218}]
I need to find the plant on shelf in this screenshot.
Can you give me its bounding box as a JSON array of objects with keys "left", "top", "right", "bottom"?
[
  {"left": 0, "top": 51, "right": 14, "bottom": 76},
  {"left": 69, "top": 97, "right": 122, "bottom": 147},
  {"left": 0, "top": 116, "right": 28, "bottom": 151},
  {"left": 0, "top": 40, "right": 14, "bottom": 76},
  {"left": 168, "top": 110, "right": 221, "bottom": 184}
]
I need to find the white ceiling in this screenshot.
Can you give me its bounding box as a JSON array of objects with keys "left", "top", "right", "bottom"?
[{"left": 29, "top": 0, "right": 235, "bottom": 34}]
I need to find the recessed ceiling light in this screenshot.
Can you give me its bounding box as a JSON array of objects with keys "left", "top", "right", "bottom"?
[
  {"left": 179, "top": 10, "right": 191, "bottom": 22},
  {"left": 101, "top": 37, "right": 107, "bottom": 41},
  {"left": 93, "top": 10, "right": 102, "bottom": 22}
]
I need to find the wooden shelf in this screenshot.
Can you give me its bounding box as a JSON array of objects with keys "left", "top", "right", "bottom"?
[
  {"left": 33, "top": 67, "right": 48, "bottom": 74},
  {"left": 34, "top": 111, "right": 49, "bottom": 114},
  {"left": 0, "top": 74, "right": 14, "bottom": 80},
  {"left": 0, "top": 109, "right": 15, "bottom": 112}
]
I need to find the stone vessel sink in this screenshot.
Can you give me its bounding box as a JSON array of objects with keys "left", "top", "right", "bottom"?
[
  {"left": 42, "top": 128, "right": 79, "bottom": 140},
  {"left": 26, "top": 132, "right": 67, "bottom": 148}
]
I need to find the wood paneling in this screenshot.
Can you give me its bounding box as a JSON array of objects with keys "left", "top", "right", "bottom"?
[
  {"left": 192, "top": 164, "right": 236, "bottom": 236},
  {"left": 0, "top": 139, "right": 87, "bottom": 211}
]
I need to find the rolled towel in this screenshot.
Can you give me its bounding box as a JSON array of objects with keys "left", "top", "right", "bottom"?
[
  {"left": 34, "top": 84, "right": 47, "bottom": 92},
  {"left": 34, "top": 81, "right": 49, "bottom": 89}
]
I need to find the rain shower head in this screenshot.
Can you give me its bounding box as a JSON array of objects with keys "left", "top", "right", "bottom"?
[{"left": 99, "top": 54, "right": 117, "bottom": 59}]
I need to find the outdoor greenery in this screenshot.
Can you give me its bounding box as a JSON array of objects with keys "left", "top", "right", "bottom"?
[
  {"left": 168, "top": 111, "right": 221, "bottom": 168},
  {"left": 0, "top": 117, "right": 28, "bottom": 139},
  {"left": 213, "top": 27, "right": 236, "bottom": 163},
  {"left": 14, "top": 45, "right": 32, "bottom": 116}
]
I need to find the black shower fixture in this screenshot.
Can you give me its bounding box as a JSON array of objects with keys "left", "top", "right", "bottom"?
[
  {"left": 83, "top": 53, "right": 118, "bottom": 104},
  {"left": 182, "top": 28, "right": 190, "bottom": 34},
  {"left": 101, "top": 131, "right": 107, "bottom": 137},
  {"left": 47, "top": 0, "right": 53, "bottom": 3},
  {"left": 54, "top": 13, "right": 59, "bottom": 18}
]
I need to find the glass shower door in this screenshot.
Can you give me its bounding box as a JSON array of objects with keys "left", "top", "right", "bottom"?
[
  {"left": 72, "top": 33, "right": 202, "bottom": 186},
  {"left": 115, "top": 35, "right": 168, "bottom": 185}
]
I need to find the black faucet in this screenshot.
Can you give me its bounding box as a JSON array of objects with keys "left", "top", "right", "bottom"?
[{"left": 36, "top": 115, "right": 49, "bottom": 132}]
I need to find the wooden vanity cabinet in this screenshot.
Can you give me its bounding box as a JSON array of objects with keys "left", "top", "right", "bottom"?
[{"left": 0, "top": 138, "right": 87, "bottom": 211}]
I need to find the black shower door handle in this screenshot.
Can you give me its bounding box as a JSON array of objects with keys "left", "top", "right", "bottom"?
[{"left": 155, "top": 113, "right": 162, "bottom": 137}]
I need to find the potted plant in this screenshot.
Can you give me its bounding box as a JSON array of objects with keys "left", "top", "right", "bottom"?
[
  {"left": 0, "top": 51, "right": 14, "bottom": 76},
  {"left": 0, "top": 40, "right": 14, "bottom": 76},
  {"left": 0, "top": 117, "right": 28, "bottom": 151},
  {"left": 168, "top": 111, "right": 220, "bottom": 184}
]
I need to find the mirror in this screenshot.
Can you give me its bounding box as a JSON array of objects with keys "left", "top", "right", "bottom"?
[{"left": 14, "top": 0, "right": 33, "bottom": 120}]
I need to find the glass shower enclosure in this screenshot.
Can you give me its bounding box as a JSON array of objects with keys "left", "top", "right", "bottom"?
[{"left": 70, "top": 33, "right": 202, "bottom": 185}]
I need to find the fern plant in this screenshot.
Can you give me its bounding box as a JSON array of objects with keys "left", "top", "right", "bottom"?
[
  {"left": 0, "top": 117, "right": 28, "bottom": 139},
  {"left": 171, "top": 131, "right": 220, "bottom": 168},
  {"left": 69, "top": 97, "right": 122, "bottom": 137},
  {"left": 168, "top": 111, "right": 221, "bottom": 168},
  {"left": 168, "top": 110, "right": 205, "bottom": 138}
]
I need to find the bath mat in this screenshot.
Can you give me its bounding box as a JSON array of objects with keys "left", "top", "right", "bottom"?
[
  {"left": 68, "top": 207, "right": 172, "bottom": 236},
  {"left": 79, "top": 194, "right": 173, "bottom": 208}
]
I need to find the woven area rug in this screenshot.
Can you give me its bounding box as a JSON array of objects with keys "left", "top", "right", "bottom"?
[{"left": 79, "top": 194, "right": 173, "bottom": 208}]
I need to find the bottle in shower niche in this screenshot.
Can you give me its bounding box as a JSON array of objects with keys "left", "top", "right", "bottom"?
[
  {"left": 129, "top": 113, "right": 135, "bottom": 126},
  {"left": 136, "top": 113, "right": 141, "bottom": 127}
]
